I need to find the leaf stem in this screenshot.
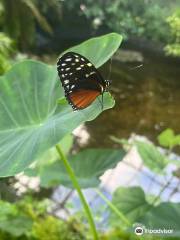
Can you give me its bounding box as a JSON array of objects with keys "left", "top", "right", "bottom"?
[
  {"left": 95, "top": 189, "right": 131, "bottom": 226},
  {"left": 55, "top": 144, "right": 99, "bottom": 240}
]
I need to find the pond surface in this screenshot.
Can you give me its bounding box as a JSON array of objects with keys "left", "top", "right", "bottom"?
[{"left": 85, "top": 51, "right": 180, "bottom": 149}]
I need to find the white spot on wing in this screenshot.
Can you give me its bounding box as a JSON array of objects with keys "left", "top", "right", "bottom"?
[
  {"left": 87, "top": 63, "right": 92, "bottom": 67},
  {"left": 89, "top": 71, "right": 96, "bottom": 76},
  {"left": 65, "top": 58, "right": 72, "bottom": 62},
  {"left": 76, "top": 67, "right": 81, "bottom": 70}
]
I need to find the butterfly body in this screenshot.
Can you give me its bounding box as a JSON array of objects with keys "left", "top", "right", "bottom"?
[{"left": 57, "top": 51, "right": 110, "bottom": 110}]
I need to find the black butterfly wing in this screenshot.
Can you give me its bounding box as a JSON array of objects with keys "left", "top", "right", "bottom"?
[{"left": 57, "top": 52, "right": 106, "bottom": 110}]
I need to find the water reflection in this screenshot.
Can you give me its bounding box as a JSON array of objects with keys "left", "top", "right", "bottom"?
[{"left": 86, "top": 52, "right": 180, "bottom": 148}]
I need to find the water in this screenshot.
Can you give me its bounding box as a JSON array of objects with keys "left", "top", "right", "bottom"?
[{"left": 85, "top": 52, "right": 180, "bottom": 149}]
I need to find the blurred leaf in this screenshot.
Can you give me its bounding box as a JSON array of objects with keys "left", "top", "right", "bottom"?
[
  {"left": 158, "top": 128, "right": 180, "bottom": 148},
  {"left": 2, "top": 0, "right": 54, "bottom": 49},
  {"left": 65, "top": 33, "right": 123, "bottom": 68},
  {"left": 0, "top": 54, "right": 11, "bottom": 75},
  {"left": 0, "top": 33, "right": 15, "bottom": 75},
  {"left": 0, "top": 216, "right": 32, "bottom": 236},
  {"left": 140, "top": 203, "right": 180, "bottom": 236},
  {"left": 22, "top": 0, "right": 53, "bottom": 34},
  {"left": 57, "top": 97, "right": 67, "bottom": 105},
  {"left": 0, "top": 200, "right": 17, "bottom": 216},
  {"left": 136, "top": 141, "right": 168, "bottom": 174},
  {"left": 59, "top": 134, "right": 73, "bottom": 155},
  {"left": 40, "top": 149, "right": 125, "bottom": 188},
  {"left": 110, "top": 187, "right": 151, "bottom": 225},
  {"left": 165, "top": 10, "right": 180, "bottom": 57},
  {"left": 172, "top": 135, "right": 180, "bottom": 146},
  {"left": 110, "top": 187, "right": 180, "bottom": 237},
  {"left": 0, "top": 201, "right": 32, "bottom": 236},
  {"left": 0, "top": 33, "right": 122, "bottom": 177},
  {"left": 158, "top": 128, "right": 174, "bottom": 147},
  {"left": 0, "top": 32, "right": 14, "bottom": 56},
  {"left": 39, "top": 134, "right": 74, "bottom": 165},
  {"left": 145, "top": 194, "right": 161, "bottom": 206},
  {"left": 0, "top": 198, "right": 85, "bottom": 239},
  {"left": 25, "top": 134, "right": 73, "bottom": 177}
]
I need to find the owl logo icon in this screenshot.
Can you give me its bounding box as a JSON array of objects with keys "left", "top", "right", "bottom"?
[{"left": 135, "top": 226, "right": 144, "bottom": 235}]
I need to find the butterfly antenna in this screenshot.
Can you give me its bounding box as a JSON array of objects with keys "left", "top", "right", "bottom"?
[
  {"left": 107, "top": 57, "right": 113, "bottom": 81},
  {"left": 129, "top": 64, "right": 143, "bottom": 70}
]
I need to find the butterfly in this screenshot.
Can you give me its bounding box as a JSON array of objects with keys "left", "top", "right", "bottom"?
[{"left": 57, "top": 51, "right": 111, "bottom": 110}]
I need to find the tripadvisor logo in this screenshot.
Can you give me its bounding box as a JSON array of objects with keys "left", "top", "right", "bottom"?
[
  {"left": 134, "top": 226, "right": 144, "bottom": 236},
  {"left": 133, "top": 223, "right": 174, "bottom": 236},
  {"left": 133, "top": 224, "right": 145, "bottom": 236}
]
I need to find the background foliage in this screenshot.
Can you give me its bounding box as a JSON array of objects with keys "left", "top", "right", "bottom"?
[
  {"left": 0, "top": 0, "right": 179, "bottom": 239},
  {"left": 164, "top": 9, "right": 180, "bottom": 56},
  {"left": 0, "top": 0, "right": 180, "bottom": 56}
]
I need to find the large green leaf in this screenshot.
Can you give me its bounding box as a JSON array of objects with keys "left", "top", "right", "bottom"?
[
  {"left": 110, "top": 187, "right": 151, "bottom": 225},
  {"left": 24, "top": 134, "right": 74, "bottom": 177},
  {"left": 140, "top": 203, "right": 180, "bottom": 237},
  {"left": 136, "top": 141, "right": 168, "bottom": 174},
  {"left": 110, "top": 187, "right": 180, "bottom": 238},
  {"left": 0, "top": 33, "right": 122, "bottom": 177},
  {"left": 39, "top": 149, "right": 125, "bottom": 188},
  {"left": 65, "top": 33, "right": 123, "bottom": 68}
]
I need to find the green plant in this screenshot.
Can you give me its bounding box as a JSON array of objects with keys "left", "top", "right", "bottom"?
[
  {"left": 1, "top": 29, "right": 179, "bottom": 239},
  {"left": 0, "top": 33, "right": 122, "bottom": 239},
  {"left": 25, "top": 127, "right": 180, "bottom": 239},
  {"left": 1, "top": 128, "right": 179, "bottom": 239},
  {"left": 158, "top": 128, "right": 180, "bottom": 150},
  {"left": 28, "top": 148, "right": 125, "bottom": 189},
  {"left": 0, "top": 32, "right": 15, "bottom": 74},
  {"left": 0, "top": 0, "right": 55, "bottom": 50},
  {"left": 108, "top": 129, "right": 180, "bottom": 239},
  {"left": 64, "top": 0, "right": 173, "bottom": 44},
  {"left": 0, "top": 33, "right": 122, "bottom": 177},
  {"left": 0, "top": 198, "right": 85, "bottom": 240},
  {"left": 164, "top": 9, "right": 180, "bottom": 56}
]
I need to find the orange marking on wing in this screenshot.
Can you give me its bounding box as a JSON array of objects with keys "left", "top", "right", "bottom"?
[{"left": 69, "top": 90, "right": 100, "bottom": 109}]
